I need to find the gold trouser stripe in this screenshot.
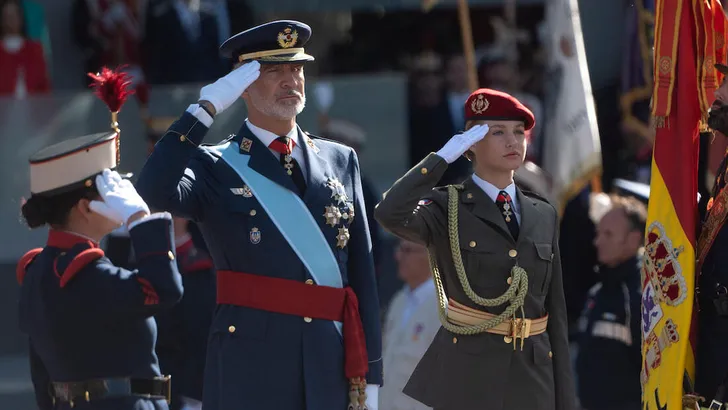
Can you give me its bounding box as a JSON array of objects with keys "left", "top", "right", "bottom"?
[{"left": 447, "top": 299, "right": 549, "bottom": 336}]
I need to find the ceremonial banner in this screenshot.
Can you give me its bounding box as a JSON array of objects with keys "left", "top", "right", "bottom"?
[
  {"left": 641, "top": 0, "right": 701, "bottom": 407},
  {"left": 541, "top": 0, "right": 602, "bottom": 214},
  {"left": 620, "top": 0, "right": 655, "bottom": 144}
]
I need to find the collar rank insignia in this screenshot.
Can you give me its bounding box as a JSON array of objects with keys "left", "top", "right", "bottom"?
[
  {"left": 326, "top": 177, "right": 348, "bottom": 205},
  {"left": 336, "top": 227, "right": 350, "bottom": 249},
  {"left": 323, "top": 205, "right": 342, "bottom": 227},
  {"left": 240, "top": 138, "right": 253, "bottom": 153},
  {"left": 305, "top": 136, "right": 320, "bottom": 154}
]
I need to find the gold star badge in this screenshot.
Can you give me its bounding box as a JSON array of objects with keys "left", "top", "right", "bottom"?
[
  {"left": 336, "top": 227, "right": 350, "bottom": 249},
  {"left": 324, "top": 205, "right": 342, "bottom": 227},
  {"left": 326, "top": 178, "right": 348, "bottom": 205}
]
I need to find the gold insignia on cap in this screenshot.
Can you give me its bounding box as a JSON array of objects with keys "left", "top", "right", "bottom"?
[
  {"left": 240, "top": 138, "right": 253, "bottom": 152},
  {"left": 471, "top": 94, "right": 490, "bottom": 114},
  {"left": 277, "top": 27, "right": 298, "bottom": 49}
]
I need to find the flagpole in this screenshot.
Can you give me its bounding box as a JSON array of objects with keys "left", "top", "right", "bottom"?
[{"left": 457, "top": 0, "right": 479, "bottom": 90}]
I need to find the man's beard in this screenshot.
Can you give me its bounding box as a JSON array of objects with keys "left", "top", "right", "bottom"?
[
  {"left": 249, "top": 88, "right": 306, "bottom": 120},
  {"left": 708, "top": 100, "right": 728, "bottom": 135}
]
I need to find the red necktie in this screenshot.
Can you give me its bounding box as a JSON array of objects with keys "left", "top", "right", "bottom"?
[
  {"left": 268, "top": 136, "right": 306, "bottom": 194},
  {"left": 496, "top": 191, "right": 519, "bottom": 239}
]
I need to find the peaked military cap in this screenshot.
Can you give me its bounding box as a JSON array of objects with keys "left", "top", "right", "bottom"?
[
  {"left": 29, "top": 132, "right": 121, "bottom": 196},
  {"left": 220, "top": 20, "right": 315, "bottom": 64}
]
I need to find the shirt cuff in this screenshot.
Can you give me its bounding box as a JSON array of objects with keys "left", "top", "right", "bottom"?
[
  {"left": 186, "top": 104, "right": 214, "bottom": 128},
  {"left": 128, "top": 212, "right": 172, "bottom": 231},
  {"left": 366, "top": 384, "right": 379, "bottom": 409}
]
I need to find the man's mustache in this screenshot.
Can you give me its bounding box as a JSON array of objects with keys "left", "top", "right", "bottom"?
[{"left": 277, "top": 90, "right": 304, "bottom": 99}]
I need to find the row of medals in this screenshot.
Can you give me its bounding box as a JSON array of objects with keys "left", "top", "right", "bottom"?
[{"left": 246, "top": 172, "right": 354, "bottom": 249}]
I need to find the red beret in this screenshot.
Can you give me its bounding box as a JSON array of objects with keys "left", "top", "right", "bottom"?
[{"left": 464, "top": 88, "right": 535, "bottom": 131}]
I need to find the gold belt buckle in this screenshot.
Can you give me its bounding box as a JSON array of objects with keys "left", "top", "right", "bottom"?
[
  {"left": 158, "top": 375, "right": 172, "bottom": 404},
  {"left": 510, "top": 318, "right": 532, "bottom": 351}
]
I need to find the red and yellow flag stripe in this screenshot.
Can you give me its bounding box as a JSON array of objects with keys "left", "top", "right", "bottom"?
[{"left": 642, "top": 0, "right": 706, "bottom": 408}]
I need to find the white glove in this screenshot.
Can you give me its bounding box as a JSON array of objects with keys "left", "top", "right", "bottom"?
[
  {"left": 199, "top": 60, "right": 261, "bottom": 115},
  {"left": 365, "top": 384, "right": 378, "bottom": 410},
  {"left": 89, "top": 169, "right": 150, "bottom": 226},
  {"left": 435, "top": 124, "right": 489, "bottom": 164}
]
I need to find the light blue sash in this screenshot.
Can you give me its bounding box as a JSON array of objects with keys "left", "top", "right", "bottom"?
[{"left": 214, "top": 142, "right": 344, "bottom": 333}]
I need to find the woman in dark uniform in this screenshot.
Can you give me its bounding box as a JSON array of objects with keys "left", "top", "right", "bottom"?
[
  {"left": 375, "top": 88, "right": 576, "bottom": 410},
  {"left": 16, "top": 131, "right": 183, "bottom": 409}
]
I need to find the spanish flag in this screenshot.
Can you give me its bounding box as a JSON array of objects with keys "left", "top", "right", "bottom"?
[{"left": 642, "top": 0, "right": 719, "bottom": 408}]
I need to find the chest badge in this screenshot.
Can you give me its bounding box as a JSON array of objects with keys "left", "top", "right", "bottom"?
[
  {"left": 231, "top": 185, "right": 253, "bottom": 198},
  {"left": 336, "top": 227, "right": 350, "bottom": 249},
  {"left": 249, "top": 227, "right": 261, "bottom": 244},
  {"left": 326, "top": 177, "right": 349, "bottom": 205},
  {"left": 324, "top": 205, "right": 342, "bottom": 227}
]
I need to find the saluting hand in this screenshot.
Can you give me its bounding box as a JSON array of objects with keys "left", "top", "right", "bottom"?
[
  {"left": 90, "top": 169, "right": 151, "bottom": 226},
  {"left": 435, "top": 124, "right": 489, "bottom": 164},
  {"left": 198, "top": 60, "right": 261, "bottom": 116}
]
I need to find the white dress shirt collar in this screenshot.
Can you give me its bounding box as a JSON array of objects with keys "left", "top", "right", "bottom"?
[
  {"left": 471, "top": 173, "right": 519, "bottom": 211},
  {"left": 245, "top": 119, "right": 299, "bottom": 148}
]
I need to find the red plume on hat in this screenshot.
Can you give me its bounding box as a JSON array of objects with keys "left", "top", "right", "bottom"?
[{"left": 87, "top": 66, "right": 136, "bottom": 164}]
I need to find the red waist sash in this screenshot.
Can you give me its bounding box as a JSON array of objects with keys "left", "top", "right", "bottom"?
[{"left": 216, "top": 270, "right": 368, "bottom": 380}]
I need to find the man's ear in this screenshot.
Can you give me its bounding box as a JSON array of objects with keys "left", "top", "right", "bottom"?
[{"left": 76, "top": 198, "right": 93, "bottom": 220}]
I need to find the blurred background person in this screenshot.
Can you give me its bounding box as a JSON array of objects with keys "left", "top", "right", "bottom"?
[
  {"left": 575, "top": 193, "right": 645, "bottom": 410},
  {"left": 380, "top": 239, "right": 439, "bottom": 410},
  {"left": 0, "top": 0, "right": 50, "bottom": 97}
]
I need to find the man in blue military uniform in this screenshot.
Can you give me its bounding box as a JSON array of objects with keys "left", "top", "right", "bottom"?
[
  {"left": 136, "top": 20, "right": 382, "bottom": 410},
  {"left": 17, "top": 131, "right": 183, "bottom": 409}
]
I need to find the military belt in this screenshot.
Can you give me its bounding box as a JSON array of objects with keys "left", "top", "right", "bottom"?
[
  {"left": 51, "top": 375, "right": 171, "bottom": 406},
  {"left": 447, "top": 298, "right": 548, "bottom": 338}
]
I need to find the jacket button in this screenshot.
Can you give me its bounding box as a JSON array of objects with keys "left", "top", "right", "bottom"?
[
  {"left": 168, "top": 251, "right": 175, "bottom": 260},
  {"left": 228, "top": 326, "right": 236, "bottom": 333},
  {"left": 305, "top": 279, "right": 314, "bottom": 285},
  {"left": 508, "top": 249, "right": 518, "bottom": 258},
  {"left": 304, "top": 317, "right": 313, "bottom": 323},
  {"left": 467, "top": 193, "right": 473, "bottom": 199},
  {"left": 504, "top": 336, "right": 513, "bottom": 343},
  {"left": 452, "top": 337, "right": 458, "bottom": 344},
  {"left": 249, "top": 209, "right": 257, "bottom": 216},
  {"left": 179, "top": 135, "right": 186, "bottom": 142},
  {"left": 507, "top": 277, "right": 513, "bottom": 285},
  {"left": 548, "top": 351, "right": 553, "bottom": 358},
  {"left": 420, "top": 167, "right": 428, "bottom": 175},
  {"left": 469, "top": 241, "right": 477, "bottom": 248}
]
